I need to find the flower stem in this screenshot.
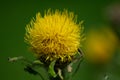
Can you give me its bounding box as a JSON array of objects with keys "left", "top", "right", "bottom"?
[{"left": 50, "top": 76, "right": 62, "bottom": 80}]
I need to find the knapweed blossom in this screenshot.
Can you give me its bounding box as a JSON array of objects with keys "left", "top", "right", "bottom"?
[{"left": 25, "top": 9, "right": 83, "bottom": 64}]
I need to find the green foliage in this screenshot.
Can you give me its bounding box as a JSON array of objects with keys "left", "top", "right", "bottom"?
[{"left": 48, "top": 60, "right": 57, "bottom": 78}]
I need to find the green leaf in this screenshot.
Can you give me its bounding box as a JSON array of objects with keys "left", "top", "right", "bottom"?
[
  {"left": 48, "top": 60, "right": 57, "bottom": 78},
  {"left": 8, "top": 56, "right": 24, "bottom": 62},
  {"left": 33, "top": 60, "right": 43, "bottom": 65},
  {"left": 58, "top": 68, "right": 63, "bottom": 80}
]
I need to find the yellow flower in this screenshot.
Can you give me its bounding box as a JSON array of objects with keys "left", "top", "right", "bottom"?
[
  {"left": 25, "top": 9, "right": 83, "bottom": 63},
  {"left": 84, "top": 27, "right": 119, "bottom": 64}
]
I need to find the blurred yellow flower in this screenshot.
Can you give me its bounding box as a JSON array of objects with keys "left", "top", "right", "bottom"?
[
  {"left": 25, "top": 9, "right": 83, "bottom": 63},
  {"left": 84, "top": 27, "right": 119, "bottom": 64}
]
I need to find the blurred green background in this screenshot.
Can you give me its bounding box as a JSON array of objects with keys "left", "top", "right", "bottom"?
[{"left": 0, "top": 0, "right": 120, "bottom": 80}]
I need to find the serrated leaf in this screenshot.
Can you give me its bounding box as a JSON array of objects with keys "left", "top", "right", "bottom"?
[{"left": 48, "top": 60, "right": 57, "bottom": 78}]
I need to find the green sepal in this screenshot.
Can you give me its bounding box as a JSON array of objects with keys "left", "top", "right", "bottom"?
[
  {"left": 33, "top": 60, "right": 43, "bottom": 65},
  {"left": 48, "top": 60, "right": 57, "bottom": 78}
]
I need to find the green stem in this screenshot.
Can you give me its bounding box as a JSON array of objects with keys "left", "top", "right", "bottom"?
[{"left": 50, "top": 76, "right": 62, "bottom": 80}]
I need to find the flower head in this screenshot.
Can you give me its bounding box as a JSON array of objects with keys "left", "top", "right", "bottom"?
[{"left": 25, "top": 9, "right": 83, "bottom": 63}]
